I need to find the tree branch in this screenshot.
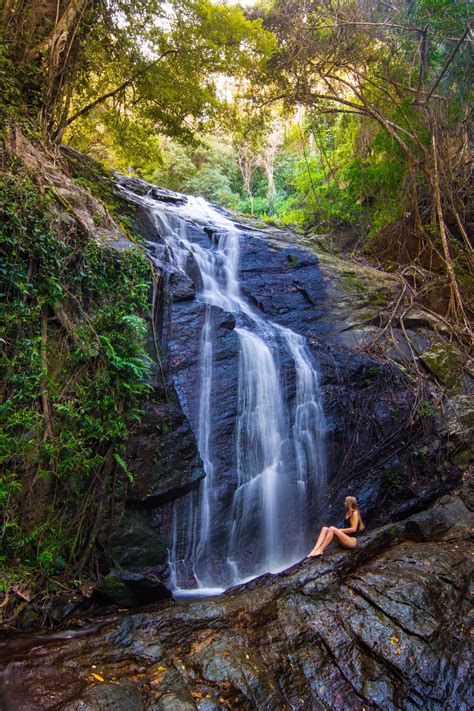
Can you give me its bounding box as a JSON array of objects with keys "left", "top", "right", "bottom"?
[
  {"left": 425, "top": 22, "right": 472, "bottom": 102},
  {"left": 61, "top": 50, "right": 178, "bottom": 131}
]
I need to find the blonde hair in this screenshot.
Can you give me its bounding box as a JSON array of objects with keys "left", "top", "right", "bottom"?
[{"left": 345, "top": 496, "right": 365, "bottom": 531}]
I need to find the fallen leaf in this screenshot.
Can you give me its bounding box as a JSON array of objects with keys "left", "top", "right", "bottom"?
[
  {"left": 91, "top": 673, "right": 105, "bottom": 682},
  {"left": 389, "top": 636, "right": 399, "bottom": 646}
]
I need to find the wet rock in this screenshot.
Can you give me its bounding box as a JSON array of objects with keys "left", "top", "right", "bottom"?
[
  {"left": 2, "top": 500, "right": 471, "bottom": 710},
  {"left": 62, "top": 681, "right": 144, "bottom": 711},
  {"left": 114, "top": 173, "right": 187, "bottom": 205},
  {"left": 47, "top": 593, "right": 84, "bottom": 625},
  {"left": 126, "top": 401, "right": 205, "bottom": 507},
  {"left": 110, "top": 509, "right": 168, "bottom": 570},
  {"left": 217, "top": 313, "right": 236, "bottom": 330},
  {"left": 109, "top": 616, "right": 165, "bottom": 664},
  {"left": 169, "top": 271, "right": 196, "bottom": 302},
  {"left": 94, "top": 570, "right": 172, "bottom": 607},
  {"left": 404, "top": 495, "right": 473, "bottom": 541}
]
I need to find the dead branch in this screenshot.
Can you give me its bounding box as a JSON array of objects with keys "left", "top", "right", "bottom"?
[{"left": 431, "top": 132, "right": 471, "bottom": 332}]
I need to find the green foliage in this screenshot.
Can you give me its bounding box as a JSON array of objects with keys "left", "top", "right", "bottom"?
[
  {"left": 140, "top": 108, "right": 410, "bottom": 233},
  {"left": 0, "top": 170, "right": 151, "bottom": 577},
  {"left": 363, "top": 366, "right": 383, "bottom": 386},
  {"left": 62, "top": 0, "right": 275, "bottom": 166},
  {"left": 421, "top": 400, "right": 435, "bottom": 418},
  {"left": 148, "top": 137, "right": 241, "bottom": 207},
  {"left": 0, "top": 33, "right": 21, "bottom": 123},
  {"left": 386, "top": 466, "right": 406, "bottom": 493}
]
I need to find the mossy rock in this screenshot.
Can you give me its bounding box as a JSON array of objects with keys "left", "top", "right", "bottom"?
[
  {"left": 367, "top": 286, "right": 392, "bottom": 307},
  {"left": 110, "top": 510, "right": 168, "bottom": 570},
  {"left": 95, "top": 570, "right": 171, "bottom": 607},
  {"left": 452, "top": 447, "right": 472, "bottom": 469},
  {"left": 419, "top": 343, "right": 462, "bottom": 389},
  {"left": 94, "top": 573, "right": 134, "bottom": 607},
  {"left": 17, "top": 606, "right": 41, "bottom": 629}
]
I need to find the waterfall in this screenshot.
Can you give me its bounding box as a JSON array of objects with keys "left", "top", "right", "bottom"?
[{"left": 137, "top": 191, "right": 327, "bottom": 591}]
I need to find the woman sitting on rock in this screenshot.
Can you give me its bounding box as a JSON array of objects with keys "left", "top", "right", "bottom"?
[{"left": 308, "top": 496, "right": 365, "bottom": 557}]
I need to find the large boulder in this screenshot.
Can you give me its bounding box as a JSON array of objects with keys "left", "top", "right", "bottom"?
[{"left": 94, "top": 569, "right": 171, "bottom": 607}]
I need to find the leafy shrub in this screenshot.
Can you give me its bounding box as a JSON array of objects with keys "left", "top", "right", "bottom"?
[{"left": 0, "top": 170, "right": 151, "bottom": 578}]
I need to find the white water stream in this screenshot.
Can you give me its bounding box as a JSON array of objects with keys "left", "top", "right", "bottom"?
[{"left": 140, "top": 192, "right": 326, "bottom": 592}]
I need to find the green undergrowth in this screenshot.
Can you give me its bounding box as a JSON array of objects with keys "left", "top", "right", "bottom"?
[{"left": 0, "top": 166, "right": 152, "bottom": 588}]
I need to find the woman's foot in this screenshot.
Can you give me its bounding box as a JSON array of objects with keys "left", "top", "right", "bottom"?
[{"left": 307, "top": 549, "right": 323, "bottom": 558}]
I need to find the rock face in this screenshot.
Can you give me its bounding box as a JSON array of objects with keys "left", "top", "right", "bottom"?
[
  {"left": 44, "top": 161, "right": 467, "bottom": 603},
  {"left": 1, "top": 497, "right": 471, "bottom": 710},
  {"left": 116, "top": 180, "right": 464, "bottom": 573},
  {"left": 126, "top": 401, "right": 205, "bottom": 507}
]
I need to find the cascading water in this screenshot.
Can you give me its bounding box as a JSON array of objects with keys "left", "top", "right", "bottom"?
[{"left": 124, "top": 186, "right": 327, "bottom": 592}]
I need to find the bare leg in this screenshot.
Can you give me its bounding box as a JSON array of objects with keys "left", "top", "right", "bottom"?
[
  {"left": 316, "top": 526, "right": 357, "bottom": 556},
  {"left": 308, "top": 527, "right": 329, "bottom": 556},
  {"left": 310, "top": 527, "right": 333, "bottom": 556}
]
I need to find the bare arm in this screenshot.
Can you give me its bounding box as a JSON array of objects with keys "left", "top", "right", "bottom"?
[{"left": 338, "top": 512, "right": 359, "bottom": 534}]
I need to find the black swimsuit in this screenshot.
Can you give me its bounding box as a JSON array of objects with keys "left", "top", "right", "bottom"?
[{"left": 349, "top": 514, "right": 362, "bottom": 537}]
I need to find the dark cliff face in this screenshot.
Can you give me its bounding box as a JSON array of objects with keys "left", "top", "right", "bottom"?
[
  {"left": 2, "top": 496, "right": 472, "bottom": 710},
  {"left": 1, "top": 162, "right": 472, "bottom": 709},
  {"left": 113, "top": 181, "right": 462, "bottom": 583}
]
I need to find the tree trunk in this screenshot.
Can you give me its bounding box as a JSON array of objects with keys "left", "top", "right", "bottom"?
[{"left": 431, "top": 132, "right": 469, "bottom": 329}]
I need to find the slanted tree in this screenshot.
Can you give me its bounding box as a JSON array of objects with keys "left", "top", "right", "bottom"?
[{"left": 258, "top": 0, "right": 472, "bottom": 331}]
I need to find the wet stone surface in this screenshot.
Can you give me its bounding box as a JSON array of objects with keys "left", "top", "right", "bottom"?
[{"left": 1, "top": 499, "right": 472, "bottom": 710}]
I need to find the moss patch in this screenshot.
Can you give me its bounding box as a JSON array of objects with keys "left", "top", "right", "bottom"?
[{"left": 419, "top": 344, "right": 462, "bottom": 389}]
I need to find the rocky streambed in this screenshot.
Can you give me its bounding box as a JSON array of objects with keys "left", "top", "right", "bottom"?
[{"left": 1, "top": 495, "right": 472, "bottom": 710}]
